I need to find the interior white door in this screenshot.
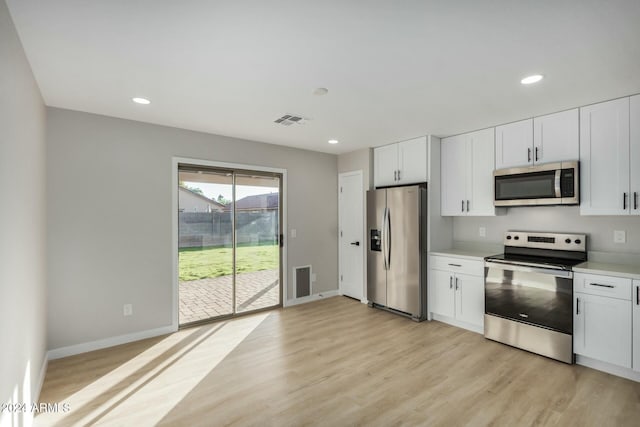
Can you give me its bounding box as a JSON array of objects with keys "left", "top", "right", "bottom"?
[{"left": 339, "top": 171, "right": 364, "bottom": 300}]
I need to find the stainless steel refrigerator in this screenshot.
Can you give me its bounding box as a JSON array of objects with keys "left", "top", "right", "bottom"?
[{"left": 367, "top": 184, "right": 427, "bottom": 321}]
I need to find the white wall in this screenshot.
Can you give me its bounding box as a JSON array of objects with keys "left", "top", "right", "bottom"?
[
  {"left": 46, "top": 108, "right": 338, "bottom": 351},
  {"left": 338, "top": 148, "right": 372, "bottom": 189},
  {"left": 0, "top": 0, "right": 47, "bottom": 422},
  {"left": 453, "top": 206, "right": 640, "bottom": 254}
]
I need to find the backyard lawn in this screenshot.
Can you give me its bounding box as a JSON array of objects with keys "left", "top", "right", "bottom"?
[{"left": 179, "top": 244, "right": 278, "bottom": 281}]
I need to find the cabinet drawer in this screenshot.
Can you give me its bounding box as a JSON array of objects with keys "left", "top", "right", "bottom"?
[
  {"left": 574, "top": 272, "right": 632, "bottom": 300},
  {"left": 430, "top": 256, "right": 483, "bottom": 276}
]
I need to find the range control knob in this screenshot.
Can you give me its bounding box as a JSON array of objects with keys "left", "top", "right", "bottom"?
[
  {"left": 514, "top": 236, "right": 520, "bottom": 240},
  {"left": 565, "top": 238, "right": 571, "bottom": 244},
  {"left": 575, "top": 239, "right": 582, "bottom": 244},
  {"left": 506, "top": 235, "right": 512, "bottom": 240}
]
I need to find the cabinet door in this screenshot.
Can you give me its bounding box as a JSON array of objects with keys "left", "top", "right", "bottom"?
[
  {"left": 633, "top": 280, "right": 640, "bottom": 372},
  {"left": 454, "top": 273, "right": 484, "bottom": 327},
  {"left": 431, "top": 269, "right": 455, "bottom": 318},
  {"left": 374, "top": 144, "right": 398, "bottom": 188},
  {"left": 466, "top": 128, "right": 496, "bottom": 216},
  {"left": 574, "top": 292, "right": 632, "bottom": 368},
  {"left": 533, "top": 108, "right": 579, "bottom": 164},
  {"left": 397, "top": 136, "right": 427, "bottom": 184},
  {"left": 441, "top": 135, "right": 467, "bottom": 216},
  {"left": 580, "top": 98, "right": 630, "bottom": 215},
  {"left": 631, "top": 95, "right": 640, "bottom": 216},
  {"left": 495, "top": 119, "right": 533, "bottom": 169}
]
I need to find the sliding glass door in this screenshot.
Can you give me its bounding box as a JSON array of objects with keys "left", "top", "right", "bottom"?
[{"left": 177, "top": 165, "right": 282, "bottom": 326}]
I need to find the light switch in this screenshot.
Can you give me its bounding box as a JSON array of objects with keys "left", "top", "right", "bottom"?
[
  {"left": 614, "top": 230, "right": 626, "bottom": 244},
  {"left": 479, "top": 227, "right": 486, "bottom": 237},
  {"left": 291, "top": 229, "right": 297, "bottom": 238}
]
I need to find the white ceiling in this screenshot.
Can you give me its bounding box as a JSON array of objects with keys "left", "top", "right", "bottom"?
[{"left": 7, "top": 0, "right": 640, "bottom": 154}]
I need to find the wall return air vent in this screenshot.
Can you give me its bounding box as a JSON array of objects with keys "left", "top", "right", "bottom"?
[{"left": 274, "top": 114, "right": 308, "bottom": 126}]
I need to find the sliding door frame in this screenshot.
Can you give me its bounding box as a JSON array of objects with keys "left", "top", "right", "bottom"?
[{"left": 171, "top": 157, "right": 287, "bottom": 331}]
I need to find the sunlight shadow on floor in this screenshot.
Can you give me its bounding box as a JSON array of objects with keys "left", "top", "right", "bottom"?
[{"left": 35, "top": 313, "right": 270, "bottom": 426}]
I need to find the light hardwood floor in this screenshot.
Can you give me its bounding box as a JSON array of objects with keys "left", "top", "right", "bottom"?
[{"left": 37, "top": 297, "right": 640, "bottom": 426}]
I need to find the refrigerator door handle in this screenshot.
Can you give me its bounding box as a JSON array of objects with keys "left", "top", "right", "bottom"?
[
  {"left": 386, "top": 207, "right": 391, "bottom": 269},
  {"left": 381, "top": 207, "right": 389, "bottom": 270}
]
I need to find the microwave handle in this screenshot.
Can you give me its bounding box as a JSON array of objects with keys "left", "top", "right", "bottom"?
[{"left": 554, "top": 169, "right": 561, "bottom": 198}]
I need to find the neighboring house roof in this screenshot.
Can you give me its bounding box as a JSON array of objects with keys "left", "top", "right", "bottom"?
[
  {"left": 179, "top": 186, "right": 226, "bottom": 210},
  {"left": 233, "top": 193, "right": 279, "bottom": 210}
]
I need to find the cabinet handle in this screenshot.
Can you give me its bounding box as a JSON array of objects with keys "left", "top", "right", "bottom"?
[
  {"left": 397, "top": 170, "right": 401, "bottom": 181},
  {"left": 635, "top": 192, "right": 638, "bottom": 210},
  {"left": 394, "top": 170, "right": 397, "bottom": 181},
  {"left": 527, "top": 148, "right": 531, "bottom": 163},
  {"left": 448, "top": 263, "right": 462, "bottom": 267},
  {"left": 623, "top": 192, "right": 628, "bottom": 210},
  {"left": 466, "top": 200, "right": 470, "bottom": 212},
  {"left": 589, "top": 283, "right": 615, "bottom": 289},
  {"left": 636, "top": 286, "right": 639, "bottom": 305},
  {"left": 455, "top": 277, "right": 459, "bottom": 290},
  {"left": 449, "top": 276, "right": 453, "bottom": 289},
  {"left": 461, "top": 200, "right": 464, "bottom": 212},
  {"left": 535, "top": 147, "right": 539, "bottom": 162},
  {"left": 576, "top": 297, "right": 580, "bottom": 315}
]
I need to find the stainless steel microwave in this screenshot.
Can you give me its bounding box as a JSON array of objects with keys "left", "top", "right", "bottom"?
[{"left": 494, "top": 161, "right": 579, "bottom": 206}]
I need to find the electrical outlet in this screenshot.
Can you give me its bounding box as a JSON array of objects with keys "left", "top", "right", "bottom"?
[
  {"left": 291, "top": 229, "right": 297, "bottom": 238},
  {"left": 311, "top": 273, "right": 317, "bottom": 282},
  {"left": 123, "top": 304, "right": 133, "bottom": 316},
  {"left": 479, "top": 227, "right": 486, "bottom": 238},
  {"left": 614, "top": 230, "right": 626, "bottom": 244}
]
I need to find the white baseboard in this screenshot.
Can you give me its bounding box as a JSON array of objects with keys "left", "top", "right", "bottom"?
[
  {"left": 285, "top": 290, "right": 340, "bottom": 307},
  {"left": 34, "top": 353, "right": 48, "bottom": 403},
  {"left": 47, "top": 325, "right": 176, "bottom": 360},
  {"left": 576, "top": 355, "right": 640, "bottom": 382},
  {"left": 431, "top": 313, "right": 484, "bottom": 335}
]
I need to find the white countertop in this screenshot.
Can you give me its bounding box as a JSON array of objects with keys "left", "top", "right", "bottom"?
[
  {"left": 573, "top": 262, "right": 640, "bottom": 280},
  {"left": 429, "top": 248, "right": 498, "bottom": 260}
]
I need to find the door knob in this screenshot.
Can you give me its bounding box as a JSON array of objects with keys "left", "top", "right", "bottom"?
[{"left": 350, "top": 241, "right": 360, "bottom": 246}]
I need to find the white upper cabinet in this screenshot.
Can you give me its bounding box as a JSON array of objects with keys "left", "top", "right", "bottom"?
[
  {"left": 631, "top": 95, "right": 640, "bottom": 215},
  {"left": 398, "top": 137, "right": 428, "bottom": 184},
  {"left": 441, "top": 135, "right": 466, "bottom": 215},
  {"left": 374, "top": 144, "right": 399, "bottom": 187},
  {"left": 533, "top": 109, "right": 579, "bottom": 164},
  {"left": 373, "top": 136, "right": 427, "bottom": 188},
  {"left": 580, "top": 97, "right": 631, "bottom": 215},
  {"left": 495, "top": 119, "right": 533, "bottom": 169},
  {"left": 441, "top": 128, "right": 496, "bottom": 216},
  {"left": 495, "top": 112, "right": 579, "bottom": 169}
]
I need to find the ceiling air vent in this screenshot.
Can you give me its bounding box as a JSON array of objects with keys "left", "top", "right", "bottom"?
[{"left": 274, "top": 114, "right": 308, "bottom": 126}]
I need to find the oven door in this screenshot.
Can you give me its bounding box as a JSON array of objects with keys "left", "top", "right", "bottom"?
[{"left": 484, "top": 261, "right": 573, "bottom": 334}]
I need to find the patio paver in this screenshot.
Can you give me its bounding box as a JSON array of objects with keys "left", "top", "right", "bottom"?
[{"left": 179, "top": 269, "right": 279, "bottom": 324}]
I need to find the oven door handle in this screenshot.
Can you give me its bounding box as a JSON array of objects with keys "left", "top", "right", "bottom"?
[{"left": 485, "top": 260, "right": 573, "bottom": 278}]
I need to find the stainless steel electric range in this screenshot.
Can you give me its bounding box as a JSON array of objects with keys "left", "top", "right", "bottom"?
[{"left": 484, "top": 231, "right": 587, "bottom": 364}]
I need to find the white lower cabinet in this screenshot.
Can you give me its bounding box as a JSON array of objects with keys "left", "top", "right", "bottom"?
[
  {"left": 633, "top": 279, "right": 640, "bottom": 372},
  {"left": 430, "top": 255, "right": 484, "bottom": 330},
  {"left": 573, "top": 272, "right": 632, "bottom": 369}
]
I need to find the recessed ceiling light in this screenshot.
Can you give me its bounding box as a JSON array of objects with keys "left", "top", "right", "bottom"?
[
  {"left": 313, "top": 88, "right": 329, "bottom": 96},
  {"left": 520, "top": 74, "right": 544, "bottom": 85},
  {"left": 328, "top": 139, "right": 339, "bottom": 144},
  {"left": 132, "top": 97, "right": 151, "bottom": 104}
]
